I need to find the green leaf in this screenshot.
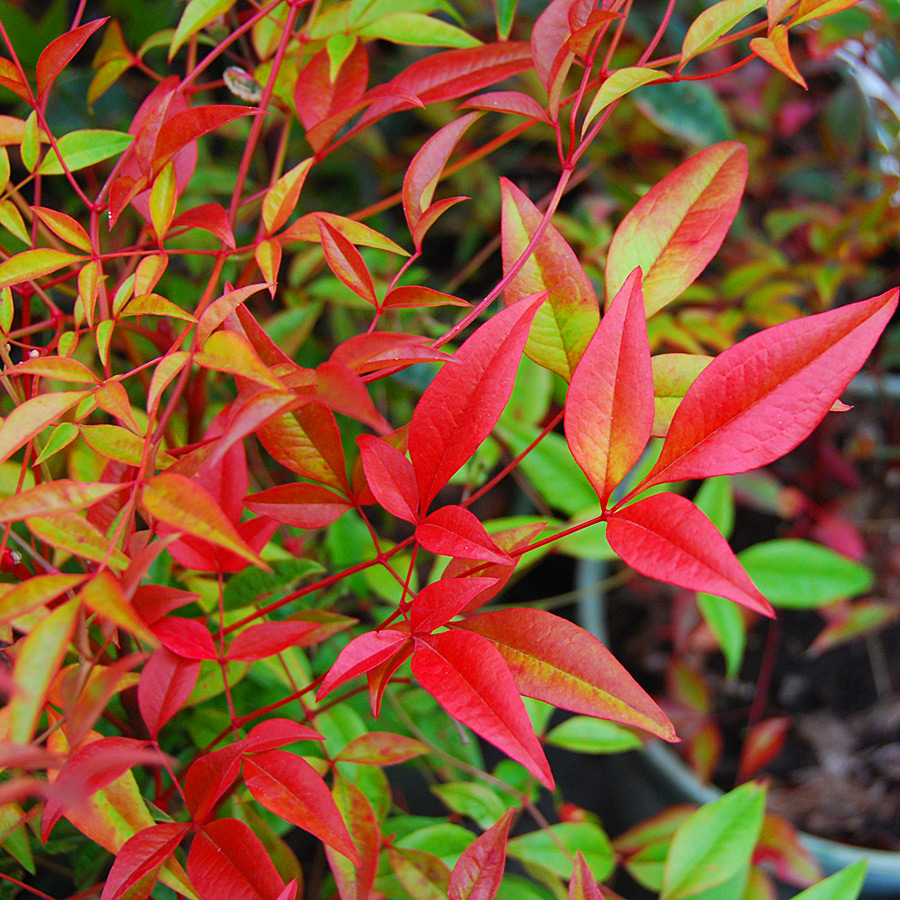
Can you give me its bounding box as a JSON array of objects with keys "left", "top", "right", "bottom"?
[
  {"left": 170, "top": 0, "right": 236, "bottom": 60},
  {"left": 546, "top": 716, "right": 642, "bottom": 753},
  {"left": 697, "top": 592, "right": 746, "bottom": 678},
  {"left": 222, "top": 558, "right": 324, "bottom": 611},
  {"left": 661, "top": 782, "right": 765, "bottom": 899},
  {"left": 358, "top": 13, "right": 480, "bottom": 48},
  {"left": 739, "top": 539, "right": 874, "bottom": 608},
  {"left": 693, "top": 476, "right": 734, "bottom": 540},
  {"left": 432, "top": 782, "right": 509, "bottom": 829},
  {"left": 38, "top": 129, "right": 133, "bottom": 175},
  {"left": 508, "top": 823, "right": 614, "bottom": 881},
  {"left": 635, "top": 80, "right": 732, "bottom": 147},
  {"left": 582, "top": 67, "right": 668, "bottom": 136},
  {"left": 493, "top": 0, "right": 519, "bottom": 39},
  {"left": 680, "top": 0, "right": 765, "bottom": 67},
  {"left": 790, "top": 861, "right": 867, "bottom": 900}
]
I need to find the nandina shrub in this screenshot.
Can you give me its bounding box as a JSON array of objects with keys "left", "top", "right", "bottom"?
[{"left": 0, "top": 2, "right": 895, "bottom": 899}]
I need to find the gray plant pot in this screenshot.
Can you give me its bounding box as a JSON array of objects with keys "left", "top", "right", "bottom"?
[{"left": 574, "top": 558, "right": 900, "bottom": 899}]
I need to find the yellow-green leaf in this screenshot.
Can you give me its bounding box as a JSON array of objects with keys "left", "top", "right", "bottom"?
[
  {"left": 141, "top": 472, "right": 265, "bottom": 566},
  {"left": 0, "top": 249, "right": 84, "bottom": 289},
  {"left": 27, "top": 512, "right": 130, "bottom": 568},
  {"left": 170, "top": 0, "right": 237, "bottom": 60},
  {"left": 38, "top": 129, "right": 133, "bottom": 175},
  {"left": 582, "top": 67, "right": 668, "bottom": 136},
  {"left": 0, "top": 573, "right": 86, "bottom": 623},
  {"left": 0, "top": 390, "right": 91, "bottom": 465},
  {"left": 0, "top": 479, "right": 123, "bottom": 523},
  {"left": 80, "top": 571, "right": 159, "bottom": 646},
  {"left": 680, "top": 0, "right": 766, "bottom": 68},
  {"left": 31, "top": 207, "right": 93, "bottom": 252},
  {"left": 122, "top": 293, "right": 196, "bottom": 322},
  {"left": 263, "top": 158, "right": 313, "bottom": 235},
  {"left": 195, "top": 330, "right": 283, "bottom": 388},
  {"left": 8, "top": 599, "right": 79, "bottom": 743}
]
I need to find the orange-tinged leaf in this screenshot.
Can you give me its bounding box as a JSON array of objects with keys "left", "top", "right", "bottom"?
[
  {"left": 244, "top": 482, "right": 350, "bottom": 529},
  {"left": 317, "top": 220, "right": 377, "bottom": 306},
  {"left": 336, "top": 732, "right": 429, "bottom": 765},
  {"left": 281, "top": 212, "right": 409, "bottom": 255},
  {"left": 791, "top": 0, "right": 862, "bottom": 24},
  {"left": 565, "top": 269, "right": 653, "bottom": 504},
  {"left": 3, "top": 356, "right": 99, "bottom": 383},
  {"left": 152, "top": 104, "right": 259, "bottom": 173},
  {"left": 80, "top": 424, "right": 157, "bottom": 468},
  {"left": 0, "top": 573, "right": 86, "bottom": 623},
  {"left": 142, "top": 472, "right": 264, "bottom": 566},
  {"left": 388, "top": 846, "right": 451, "bottom": 900},
  {"left": 243, "top": 751, "right": 360, "bottom": 864},
  {"left": 500, "top": 178, "right": 599, "bottom": 380},
  {"left": 0, "top": 59, "right": 30, "bottom": 102},
  {"left": 461, "top": 90, "right": 550, "bottom": 123},
  {"left": 196, "top": 284, "right": 270, "bottom": 345},
  {"left": 31, "top": 206, "right": 93, "bottom": 252},
  {"left": 680, "top": 0, "right": 765, "bottom": 68},
  {"left": 9, "top": 599, "right": 79, "bottom": 743},
  {"left": 27, "top": 511, "right": 130, "bottom": 568},
  {"left": 569, "top": 851, "right": 605, "bottom": 900},
  {"left": 449, "top": 808, "right": 513, "bottom": 900},
  {"left": 327, "top": 774, "right": 379, "bottom": 900},
  {"left": 147, "top": 352, "right": 189, "bottom": 417},
  {"left": 80, "top": 571, "right": 159, "bottom": 646},
  {"left": 606, "top": 143, "right": 748, "bottom": 317},
  {"left": 754, "top": 812, "right": 822, "bottom": 886},
  {"left": 195, "top": 331, "right": 283, "bottom": 389},
  {"left": 0, "top": 479, "right": 124, "bottom": 522},
  {"left": 122, "top": 293, "right": 196, "bottom": 322},
  {"left": 750, "top": 25, "right": 807, "bottom": 88},
  {"left": 254, "top": 238, "right": 282, "bottom": 290},
  {"left": 454, "top": 608, "right": 676, "bottom": 740},
  {"left": 263, "top": 158, "right": 313, "bottom": 235},
  {"left": 0, "top": 249, "right": 84, "bottom": 289},
  {"left": 767, "top": 0, "right": 797, "bottom": 28},
  {"left": 0, "top": 390, "right": 91, "bottom": 465},
  {"left": 382, "top": 285, "right": 471, "bottom": 309},
  {"left": 737, "top": 717, "right": 790, "bottom": 780}
]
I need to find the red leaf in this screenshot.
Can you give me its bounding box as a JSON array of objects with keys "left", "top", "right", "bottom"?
[
  {"left": 357, "top": 43, "right": 533, "bottom": 129},
  {"left": 500, "top": 177, "right": 600, "bottom": 380},
  {"left": 568, "top": 851, "right": 605, "bottom": 900},
  {"left": 367, "top": 642, "right": 415, "bottom": 717},
  {"left": 454, "top": 608, "right": 676, "bottom": 740},
  {"left": 101, "top": 822, "right": 189, "bottom": 900},
  {"left": 635, "top": 289, "right": 899, "bottom": 491},
  {"left": 448, "top": 808, "right": 513, "bottom": 900},
  {"left": 37, "top": 19, "right": 108, "bottom": 99},
  {"left": 171, "top": 202, "right": 235, "bottom": 248},
  {"left": 327, "top": 775, "right": 380, "bottom": 900},
  {"left": 607, "top": 493, "right": 774, "bottom": 616},
  {"left": 316, "top": 361, "right": 390, "bottom": 432},
  {"left": 317, "top": 219, "right": 377, "bottom": 307},
  {"left": 152, "top": 105, "right": 259, "bottom": 172},
  {"left": 531, "top": 0, "right": 593, "bottom": 88},
  {"left": 403, "top": 112, "right": 481, "bottom": 246},
  {"left": 461, "top": 90, "right": 551, "bottom": 123},
  {"left": 358, "top": 433, "right": 419, "bottom": 523},
  {"left": 294, "top": 43, "right": 368, "bottom": 131},
  {"left": 412, "top": 630, "right": 553, "bottom": 788},
  {"left": 244, "top": 483, "right": 351, "bottom": 528},
  {"left": 417, "top": 505, "right": 513, "bottom": 565},
  {"left": 187, "top": 819, "right": 285, "bottom": 900},
  {"left": 332, "top": 332, "right": 457, "bottom": 373},
  {"left": 606, "top": 142, "right": 748, "bottom": 317},
  {"left": 151, "top": 617, "right": 218, "bottom": 660},
  {"left": 738, "top": 717, "right": 790, "bottom": 780},
  {"left": 138, "top": 648, "right": 201, "bottom": 739},
  {"left": 443, "top": 522, "right": 546, "bottom": 614},
  {"left": 409, "top": 292, "right": 545, "bottom": 509},
  {"left": 132, "top": 585, "right": 199, "bottom": 624},
  {"left": 381, "top": 286, "right": 470, "bottom": 310},
  {"left": 409, "top": 577, "right": 497, "bottom": 634},
  {"left": 184, "top": 747, "right": 243, "bottom": 823},
  {"left": 226, "top": 621, "right": 320, "bottom": 661},
  {"left": 242, "top": 718, "right": 324, "bottom": 752},
  {"left": 317, "top": 630, "right": 412, "bottom": 700},
  {"left": 42, "top": 738, "right": 159, "bottom": 841},
  {"left": 243, "top": 750, "right": 360, "bottom": 864},
  {"left": 565, "top": 268, "right": 653, "bottom": 504}
]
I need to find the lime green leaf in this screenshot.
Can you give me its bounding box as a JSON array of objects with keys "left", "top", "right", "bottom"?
[
  {"left": 546, "top": 716, "right": 642, "bottom": 753},
  {"left": 508, "top": 823, "right": 614, "bottom": 881},
  {"left": 661, "top": 782, "right": 765, "bottom": 899},
  {"left": 358, "top": 13, "right": 480, "bottom": 48},
  {"left": 37, "top": 129, "right": 133, "bottom": 175},
  {"left": 790, "top": 860, "right": 867, "bottom": 900},
  {"left": 739, "top": 539, "right": 873, "bottom": 608},
  {"left": 170, "top": 0, "right": 237, "bottom": 60},
  {"left": 582, "top": 67, "right": 668, "bottom": 136}
]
